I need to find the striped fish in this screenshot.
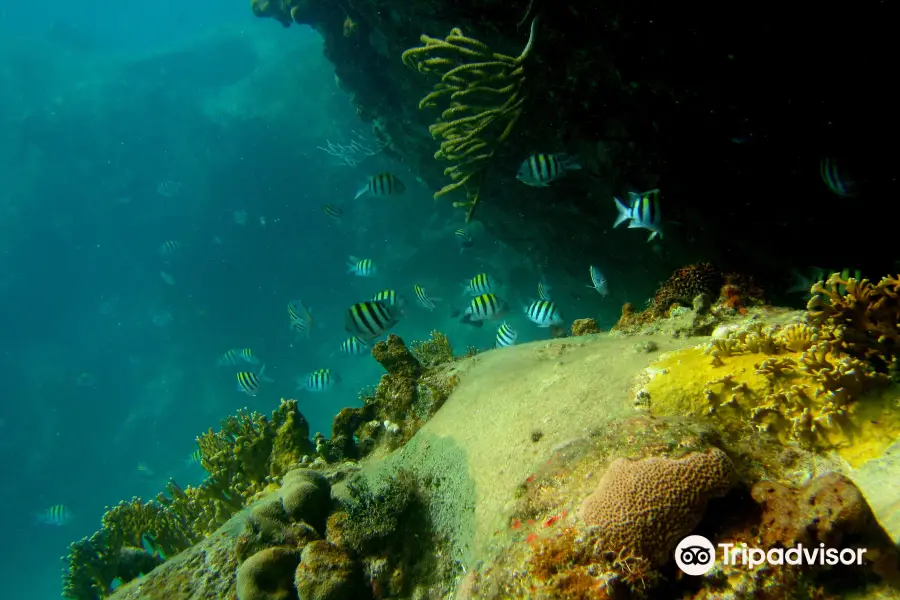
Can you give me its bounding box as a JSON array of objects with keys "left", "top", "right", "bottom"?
[
  {"left": 515, "top": 153, "right": 581, "bottom": 187},
  {"left": 372, "top": 289, "right": 405, "bottom": 309},
  {"left": 414, "top": 284, "right": 439, "bottom": 310},
  {"left": 184, "top": 448, "right": 203, "bottom": 467},
  {"left": 340, "top": 336, "right": 369, "bottom": 356},
  {"left": 463, "top": 273, "right": 494, "bottom": 296},
  {"left": 298, "top": 368, "right": 340, "bottom": 392},
  {"left": 217, "top": 348, "right": 259, "bottom": 366},
  {"left": 288, "top": 300, "right": 313, "bottom": 337},
  {"left": 455, "top": 293, "right": 508, "bottom": 328},
  {"left": 159, "top": 240, "right": 182, "bottom": 257},
  {"left": 588, "top": 265, "right": 609, "bottom": 296},
  {"left": 236, "top": 365, "right": 271, "bottom": 396},
  {"left": 322, "top": 204, "right": 343, "bottom": 221},
  {"left": 354, "top": 172, "right": 406, "bottom": 199},
  {"left": 35, "top": 504, "right": 72, "bottom": 526},
  {"left": 495, "top": 322, "right": 518, "bottom": 348},
  {"left": 345, "top": 300, "right": 400, "bottom": 341},
  {"left": 538, "top": 279, "right": 552, "bottom": 301},
  {"left": 820, "top": 157, "right": 858, "bottom": 198},
  {"left": 613, "top": 189, "right": 663, "bottom": 241},
  {"left": 347, "top": 256, "right": 377, "bottom": 277},
  {"left": 455, "top": 228, "right": 473, "bottom": 251},
  {"left": 525, "top": 300, "right": 564, "bottom": 327}
]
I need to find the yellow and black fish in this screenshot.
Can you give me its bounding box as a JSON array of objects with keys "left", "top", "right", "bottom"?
[
  {"left": 159, "top": 240, "right": 182, "bottom": 257},
  {"left": 495, "top": 322, "right": 518, "bottom": 348},
  {"left": 218, "top": 348, "right": 259, "bottom": 367},
  {"left": 345, "top": 300, "right": 400, "bottom": 341},
  {"left": 463, "top": 273, "right": 494, "bottom": 296},
  {"left": 322, "top": 204, "right": 343, "bottom": 221},
  {"left": 454, "top": 293, "right": 507, "bottom": 328},
  {"left": 515, "top": 153, "right": 581, "bottom": 187},
  {"left": 455, "top": 228, "right": 473, "bottom": 251},
  {"left": 414, "top": 284, "right": 439, "bottom": 310},
  {"left": 340, "top": 336, "right": 369, "bottom": 356},
  {"left": 354, "top": 172, "right": 406, "bottom": 199},
  {"left": 236, "top": 365, "right": 271, "bottom": 396},
  {"left": 298, "top": 368, "right": 340, "bottom": 392},
  {"left": 347, "top": 256, "right": 377, "bottom": 277},
  {"left": 288, "top": 300, "right": 313, "bottom": 337}
]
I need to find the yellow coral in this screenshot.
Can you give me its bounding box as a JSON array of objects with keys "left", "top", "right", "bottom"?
[
  {"left": 409, "top": 330, "right": 454, "bottom": 366},
  {"left": 401, "top": 19, "right": 539, "bottom": 222},
  {"left": 643, "top": 332, "right": 900, "bottom": 466}
]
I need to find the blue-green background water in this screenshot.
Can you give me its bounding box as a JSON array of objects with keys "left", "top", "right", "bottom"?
[{"left": 0, "top": 3, "right": 641, "bottom": 597}]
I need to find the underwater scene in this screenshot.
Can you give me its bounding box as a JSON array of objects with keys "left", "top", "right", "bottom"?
[{"left": 1, "top": 0, "right": 897, "bottom": 599}]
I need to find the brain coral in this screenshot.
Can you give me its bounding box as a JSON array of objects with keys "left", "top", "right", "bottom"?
[{"left": 577, "top": 448, "right": 734, "bottom": 566}]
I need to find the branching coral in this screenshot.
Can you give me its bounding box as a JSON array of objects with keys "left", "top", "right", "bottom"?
[
  {"left": 807, "top": 273, "right": 900, "bottom": 372},
  {"left": 409, "top": 330, "right": 453, "bottom": 366},
  {"left": 401, "top": 18, "right": 539, "bottom": 222}
]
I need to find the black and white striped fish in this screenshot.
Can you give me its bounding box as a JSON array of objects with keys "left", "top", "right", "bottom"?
[
  {"left": 515, "top": 153, "right": 581, "bottom": 187},
  {"left": 454, "top": 293, "right": 508, "bottom": 328},
  {"left": 414, "top": 284, "right": 440, "bottom": 310},
  {"left": 217, "top": 348, "right": 259, "bottom": 367},
  {"left": 35, "top": 504, "right": 72, "bottom": 526},
  {"left": 298, "top": 368, "right": 340, "bottom": 392},
  {"left": 236, "top": 365, "right": 272, "bottom": 396},
  {"left": 347, "top": 256, "right": 377, "bottom": 277},
  {"left": 288, "top": 300, "right": 313, "bottom": 337},
  {"left": 322, "top": 204, "right": 343, "bottom": 221},
  {"left": 538, "top": 279, "right": 552, "bottom": 301},
  {"left": 462, "top": 273, "right": 494, "bottom": 296},
  {"left": 372, "top": 289, "right": 406, "bottom": 310},
  {"left": 345, "top": 300, "right": 400, "bottom": 341},
  {"left": 354, "top": 172, "right": 406, "bottom": 199},
  {"left": 340, "top": 336, "right": 369, "bottom": 356},
  {"left": 524, "top": 300, "right": 564, "bottom": 327},
  {"left": 613, "top": 189, "right": 663, "bottom": 241},
  {"left": 820, "top": 157, "right": 858, "bottom": 198},
  {"left": 495, "top": 322, "right": 518, "bottom": 348},
  {"left": 455, "top": 228, "right": 473, "bottom": 252},
  {"left": 159, "top": 240, "right": 182, "bottom": 257}
]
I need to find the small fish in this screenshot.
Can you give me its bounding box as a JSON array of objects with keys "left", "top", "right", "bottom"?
[
  {"left": 217, "top": 348, "right": 259, "bottom": 367},
  {"left": 515, "top": 153, "right": 581, "bottom": 187},
  {"left": 35, "top": 504, "right": 72, "bottom": 526},
  {"left": 298, "top": 368, "right": 340, "bottom": 392},
  {"left": 137, "top": 463, "right": 155, "bottom": 478},
  {"left": 159, "top": 240, "right": 181, "bottom": 257},
  {"left": 184, "top": 448, "right": 203, "bottom": 467},
  {"left": 538, "top": 279, "right": 552, "bottom": 301},
  {"left": 372, "top": 289, "right": 406, "bottom": 310},
  {"left": 613, "top": 189, "right": 663, "bottom": 241},
  {"left": 347, "top": 256, "right": 377, "bottom": 277},
  {"left": 342, "top": 15, "right": 358, "bottom": 37},
  {"left": 110, "top": 578, "right": 124, "bottom": 592},
  {"left": 588, "top": 266, "right": 609, "bottom": 296},
  {"left": 354, "top": 172, "right": 406, "bottom": 199},
  {"left": 454, "top": 293, "right": 508, "bottom": 328},
  {"left": 525, "top": 300, "right": 564, "bottom": 327},
  {"left": 455, "top": 228, "right": 473, "bottom": 252},
  {"left": 141, "top": 532, "right": 167, "bottom": 561},
  {"left": 322, "top": 204, "right": 343, "bottom": 222},
  {"left": 495, "top": 322, "right": 518, "bottom": 348},
  {"left": 345, "top": 300, "right": 400, "bottom": 341},
  {"left": 287, "top": 300, "right": 313, "bottom": 337},
  {"left": 463, "top": 273, "right": 495, "bottom": 296},
  {"left": 156, "top": 180, "right": 182, "bottom": 198},
  {"left": 414, "top": 285, "right": 440, "bottom": 310},
  {"left": 236, "top": 365, "right": 272, "bottom": 396},
  {"left": 820, "top": 157, "right": 858, "bottom": 198},
  {"left": 160, "top": 271, "right": 175, "bottom": 285},
  {"left": 340, "top": 336, "right": 369, "bottom": 356}
]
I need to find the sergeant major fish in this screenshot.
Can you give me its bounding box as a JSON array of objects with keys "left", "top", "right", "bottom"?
[
  {"left": 298, "top": 368, "right": 340, "bottom": 392},
  {"left": 217, "top": 348, "right": 259, "bottom": 367},
  {"left": 453, "top": 293, "right": 508, "bottom": 328},
  {"left": 613, "top": 189, "right": 663, "bottom": 241},
  {"left": 414, "top": 284, "right": 441, "bottom": 310},
  {"left": 236, "top": 365, "right": 273, "bottom": 397},
  {"left": 322, "top": 204, "right": 343, "bottom": 222},
  {"left": 340, "top": 336, "right": 369, "bottom": 356},
  {"left": 288, "top": 300, "right": 313, "bottom": 338},
  {"left": 354, "top": 172, "right": 406, "bottom": 200},
  {"left": 462, "top": 273, "right": 495, "bottom": 296},
  {"left": 455, "top": 228, "right": 473, "bottom": 252},
  {"left": 35, "top": 504, "right": 72, "bottom": 526},
  {"left": 495, "top": 322, "right": 518, "bottom": 348},
  {"left": 345, "top": 300, "right": 400, "bottom": 341},
  {"left": 372, "top": 289, "right": 406, "bottom": 311},
  {"left": 516, "top": 153, "right": 581, "bottom": 187},
  {"left": 347, "top": 256, "right": 377, "bottom": 277},
  {"left": 525, "top": 300, "right": 564, "bottom": 327}
]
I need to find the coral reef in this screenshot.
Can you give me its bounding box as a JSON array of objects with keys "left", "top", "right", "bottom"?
[
  {"left": 807, "top": 273, "right": 900, "bottom": 373},
  {"left": 236, "top": 546, "right": 301, "bottom": 600},
  {"left": 400, "top": 19, "right": 538, "bottom": 221},
  {"left": 294, "top": 540, "right": 361, "bottom": 600},
  {"left": 639, "top": 317, "right": 900, "bottom": 466},
  {"left": 578, "top": 448, "right": 735, "bottom": 566},
  {"left": 327, "top": 334, "right": 461, "bottom": 460},
  {"left": 570, "top": 318, "right": 601, "bottom": 336}
]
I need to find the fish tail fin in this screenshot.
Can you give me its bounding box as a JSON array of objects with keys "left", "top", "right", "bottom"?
[
  {"left": 450, "top": 309, "right": 461, "bottom": 318},
  {"left": 561, "top": 154, "right": 582, "bottom": 171},
  {"left": 259, "top": 364, "right": 274, "bottom": 383},
  {"left": 353, "top": 187, "right": 367, "bottom": 200},
  {"left": 613, "top": 197, "right": 631, "bottom": 227}
]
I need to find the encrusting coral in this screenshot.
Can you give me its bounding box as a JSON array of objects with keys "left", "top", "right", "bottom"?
[
  {"left": 401, "top": 19, "right": 539, "bottom": 222},
  {"left": 578, "top": 448, "right": 735, "bottom": 567}
]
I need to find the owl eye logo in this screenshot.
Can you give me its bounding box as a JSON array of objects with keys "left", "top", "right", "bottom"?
[{"left": 674, "top": 535, "right": 716, "bottom": 575}]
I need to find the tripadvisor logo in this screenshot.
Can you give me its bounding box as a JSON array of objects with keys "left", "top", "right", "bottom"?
[{"left": 674, "top": 535, "right": 868, "bottom": 576}]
